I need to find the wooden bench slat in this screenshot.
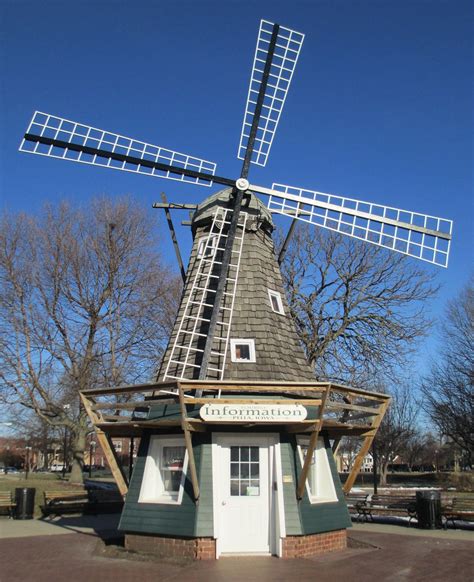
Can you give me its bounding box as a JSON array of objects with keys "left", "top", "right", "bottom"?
[
  {"left": 0, "top": 491, "right": 16, "bottom": 518},
  {"left": 442, "top": 497, "right": 474, "bottom": 528},
  {"left": 354, "top": 493, "right": 417, "bottom": 524},
  {"left": 41, "top": 489, "right": 123, "bottom": 518}
]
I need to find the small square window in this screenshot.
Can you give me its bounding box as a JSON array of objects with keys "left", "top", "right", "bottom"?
[
  {"left": 268, "top": 290, "right": 284, "bottom": 315},
  {"left": 230, "top": 339, "right": 256, "bottom": 363}
]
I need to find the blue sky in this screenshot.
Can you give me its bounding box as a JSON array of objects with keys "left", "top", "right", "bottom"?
[{"left": 1, "top": 0, "right": 472, "bottom": 376}]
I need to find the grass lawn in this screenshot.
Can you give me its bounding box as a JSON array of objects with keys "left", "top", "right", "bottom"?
[{"left": 0, "top": 473, "right": 85, "bottom": 518}]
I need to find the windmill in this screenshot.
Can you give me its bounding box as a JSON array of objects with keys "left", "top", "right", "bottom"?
[
  {"left": 20, "top": 19, "right": 453, "bottom": 559},
  {"left": 19, "top": 20, "right": 452, "bottom": 385}
]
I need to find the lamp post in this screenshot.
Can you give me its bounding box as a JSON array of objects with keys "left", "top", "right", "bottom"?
[
  {"left": 89, "top": 441, "right": 96, "bottom": 478},
  {"left": 62, "top": 404, "right": 70, "bottom": 479},
  {"left": 372, "top": 439, "right": 378, "bottom": 495},
  {"left": 25, "top": 446, "right": 32, "bottom": 480}
]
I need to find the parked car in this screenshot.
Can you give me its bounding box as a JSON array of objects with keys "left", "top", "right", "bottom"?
[{"left": 3, "top": 467, "right": 20, "bottom": 474}]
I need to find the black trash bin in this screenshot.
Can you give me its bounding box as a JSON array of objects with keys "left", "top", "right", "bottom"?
[
  {"left": 15, "top": 487, "right": 36, "bottom": 520},
  {"left": 416, "top": 490, "right": 442, "bottom": 529}
]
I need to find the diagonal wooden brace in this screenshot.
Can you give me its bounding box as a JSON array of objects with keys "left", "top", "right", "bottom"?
[
  {"left": 178, "top": 383, "right": 200, "bottom": 503},
  {"left": 296, "top": 384, "right": 331, "bottom": 499}
]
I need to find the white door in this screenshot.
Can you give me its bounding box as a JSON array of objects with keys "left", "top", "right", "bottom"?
[{"left": 213, "top": 435, "right": 276, "bottom": 556}]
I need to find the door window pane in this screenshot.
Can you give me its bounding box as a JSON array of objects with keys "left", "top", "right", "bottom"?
[{"left": 230, "top": 446, "right": 260, "bottom": 496}]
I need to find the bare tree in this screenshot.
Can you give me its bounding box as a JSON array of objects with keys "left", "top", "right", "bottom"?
[
  {"left": 403, "top": 432, "right": 430, "bottom": 472},
  {"left": 280, "top": 226, "right": 438, "bottom": 385},
  {"left": 0, "top": 198, "right": 180, "bottom": 483},
  {"left": 421, "top": 277, "right": 474, "bottom": 468},
  {"left": 375, "top": 383, "right": 420, "bottom": 486}
]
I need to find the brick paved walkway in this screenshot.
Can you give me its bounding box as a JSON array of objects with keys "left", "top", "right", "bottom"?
[{"left": 1, "top": 526, "right": 473, "bottom": 582}]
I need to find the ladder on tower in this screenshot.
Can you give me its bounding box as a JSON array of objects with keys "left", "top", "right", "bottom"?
[{"left": 163, "top": 207, "right": 248, "bottom": 383}]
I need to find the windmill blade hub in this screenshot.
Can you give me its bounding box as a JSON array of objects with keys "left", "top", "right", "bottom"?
[{"left": 236, "top": 178, "right": 250, "bottom": 191}]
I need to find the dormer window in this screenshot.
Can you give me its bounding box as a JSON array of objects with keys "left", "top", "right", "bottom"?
[
  {"left": 230, "top": 339, "right": 256, "bottom": 363},
  {"left": 268, "top": 290, "right": 284, "bottom": 315}
]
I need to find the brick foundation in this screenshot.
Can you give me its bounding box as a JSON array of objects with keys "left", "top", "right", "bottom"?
[
  {"left": 125, "top": 534, "right": 216, "bottom": 560},
  {"left": 125, "top": 529, "right": 346, "bottom": 560},
  {"left": 281, "top": 529, "right": 347, "bottom": 558}
]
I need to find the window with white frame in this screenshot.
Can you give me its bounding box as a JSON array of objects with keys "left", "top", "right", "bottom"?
[
  {"left": 230, "top": 338, "right": 256, "bottom": 363},
  {"left": 268, "top": 289, "right": 284, "bottom": 315},
  {"left": 112, "top": 440, "right": 122, "bottom": 452},
  {"left": 297, "top": 437, "right": 337, "bottom": 504},
  {"left": 197, "top": 234, "right": 218, "bottom": 258},
  {"left": 139, "top": 436, "right": 188, "bottom": 504}
]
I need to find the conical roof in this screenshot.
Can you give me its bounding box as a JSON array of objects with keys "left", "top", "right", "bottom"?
[{"left": 192, "top": 187, "right": 273, "bottom": 234}]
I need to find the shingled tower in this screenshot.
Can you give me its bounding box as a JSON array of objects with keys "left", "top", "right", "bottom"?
[{"left": 158, "top": 188, "right": 314, "bottom": 383}]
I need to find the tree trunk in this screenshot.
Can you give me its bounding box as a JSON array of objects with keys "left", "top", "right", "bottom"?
[
  {"left": 379, "top": 461, "right": 390, "bottom": 487},
  {"left": 69, "top": 429, "right": 86, "bottom": 485}
]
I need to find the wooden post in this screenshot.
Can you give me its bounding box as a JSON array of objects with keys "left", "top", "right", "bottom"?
[
  {"left": 160, "top": 192, "right": 186, "bottom": 283},
  {"left": 342, "top": 398, "right": 390, "bottom": 494},
  {"left": 177, "top": 383, "right": 200, "bottom": 502},
  {"left": 80, "top": 392, "right": 129, "bottom": 497},
  {"left": 296, "top": 384, "right": 331, "bottom": 499}
]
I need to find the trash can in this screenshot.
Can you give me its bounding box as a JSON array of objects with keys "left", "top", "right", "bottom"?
[
  {"left": 416, "top": 490, "right": 442, "bottom": 529},
  {"left": 15, "top": 487, "right": 36, "bottom": 520}
]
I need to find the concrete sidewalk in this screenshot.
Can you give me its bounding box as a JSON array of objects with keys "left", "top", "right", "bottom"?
[
  {"left": 0, "top": 514, "right": 120, "bottom": 539},
  {"left": 0, "top": 518, "right": 473, "bottom": 582},
  {"left": 352, "top": 521, "right": 474, "bottom": 541}
]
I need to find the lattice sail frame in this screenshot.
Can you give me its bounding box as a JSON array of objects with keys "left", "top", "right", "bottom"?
[
  {"left": 262, "top": 183, "right": 452, "bottom": 267},
  {"left": 20, "top": 111, "right": 216, "bottom": 187},
  {"left": 237, "top": 20, "right": 304, "bottom": 167}
]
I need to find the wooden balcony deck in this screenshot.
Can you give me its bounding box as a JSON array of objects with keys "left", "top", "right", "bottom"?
[{"left": 80, "top": 380, "right": 390, "bottom": 499}]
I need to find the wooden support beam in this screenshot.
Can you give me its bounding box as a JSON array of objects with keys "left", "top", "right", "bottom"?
[
  {"left": 342, "top": 399, "right": 390, "bottom": 494},
  {"left": 81, "top": 379, "right": 390, "bottom": 401},
  {"left": 160, "top": 192, "right": 186, "bottom": 282},
  {"left": 278, "top": 217, "right": 298, "bottom": 264},
  {"left": 81, "top": 380, "right": 179, "bottom": 396},
  {"left": 183, "top": 397, "right": 322, "bottom": 406},
  {"left": 296, "top": 385, "right": 331, "bottom": 499},
  {"left": 184, "top": 419, "right": 208, "bottom": 433},
  {"left": 80, "top": 392, "right": 129, "bottom": 497},
  {"left": 332, "top": 437, "right": 342, "bottom": 455},
  {"left": 152, "top": 202, "right": 198, "bottom": 210},
  {"left": 178, "top": 383, "right": 200, "bottom": 502}
]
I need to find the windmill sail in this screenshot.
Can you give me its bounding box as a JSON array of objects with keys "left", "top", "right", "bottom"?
[
  {"left": 237, "top": 20, "right": 304, "bottom": 167},
  {"left": 251, "top": 183, "right": 452, "bottom": 268},
  {"left": 20, "top": 111, "right": 217, "bottom": 187}
]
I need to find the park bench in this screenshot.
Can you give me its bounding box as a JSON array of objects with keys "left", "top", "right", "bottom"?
[
  {"left": 344, "top": 492, "right": 369, "bottom": 521},
  {"left": 41, "top": 490, "right": 89, "bottom": 518},
  {"left": 0, "top": 491, "right": 16, "bottom": 518},
  {"left": 442, "top": 497, "right": 474, "bottom": 529},
  {"left": 357, "top": 493, "right": 417, "bottom": 524}
]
